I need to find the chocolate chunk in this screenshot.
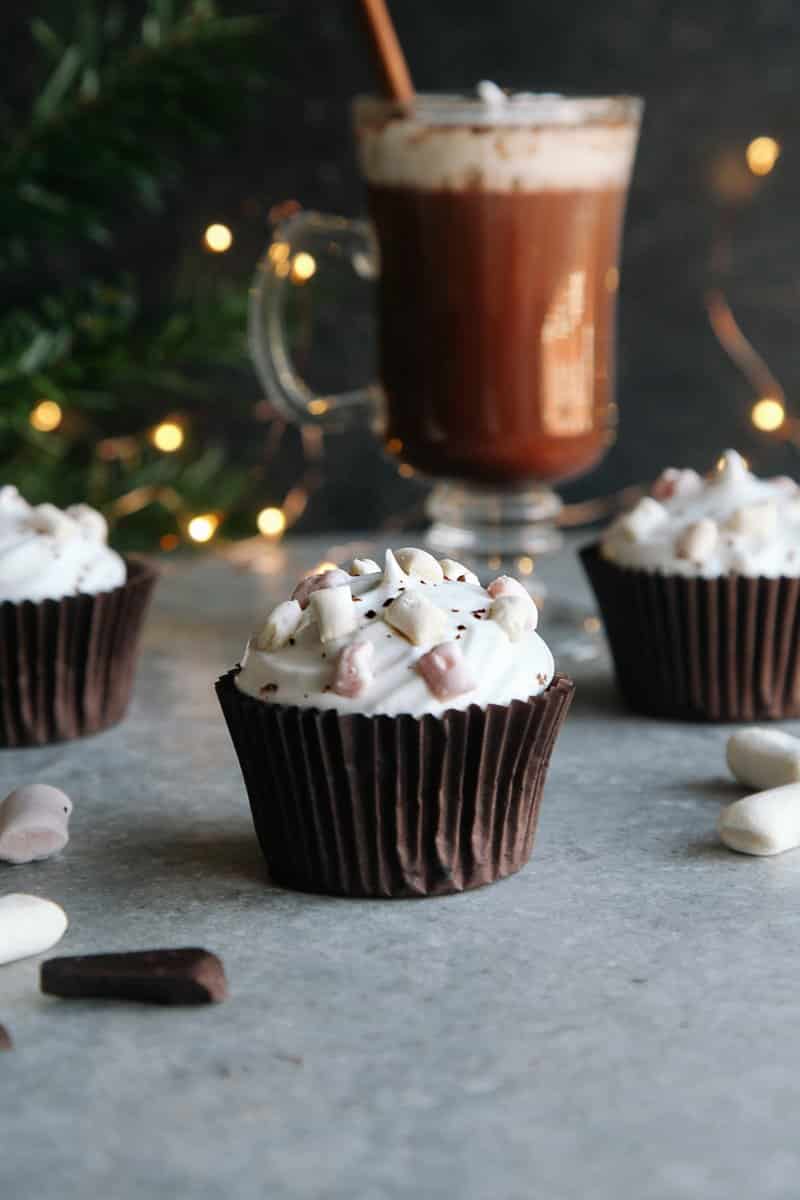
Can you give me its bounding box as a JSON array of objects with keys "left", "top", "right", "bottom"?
[
  {"left": 259, "top": 682, "right": 278, "bottom": 695},
  {"left": 41, "top": 948, "right": 227, "bottom": 1006},
  {"left": 382, "top": 597, "right": 395, "bottom": 608},
  {"left": 365, "top": 610, "right": 376, "bottom": 619},
  {"left": 457, "top": 624, "right": 466, "bottom": 631},
  {"left": 0, "top": 1024, "right": 12, "bottom": 1051}
]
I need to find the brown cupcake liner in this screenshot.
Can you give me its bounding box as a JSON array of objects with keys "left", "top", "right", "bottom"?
[
  {"left": 0, "top": 557, "right": 159, "bottom": 748},
  {"left": 581, "top": 541, "right": 800, "bottom": 721},
  {"left": 215, "top": 670, "right": 575, "bottom": 898}
]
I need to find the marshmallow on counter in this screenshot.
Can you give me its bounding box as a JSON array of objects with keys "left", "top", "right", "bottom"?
[
  {"left": 417, "top": 642, "right": 477, "bottom": 701},
  {"left": 719, "top": 784, "right": 800, "bottom": 856},
  {"left": 309, "top": 586, "right": 357, "bottom": 644},
  {"left": 439, "top": 559, "right": 480, "bottom": 586},
  {"left": 332, "top": 641, "right": 375, "bottom": 698},
  {"left": 617, "top": 497, "right": 669, "bottom": 542},
  {"left": 724, "top": 502, "right": 778, "bottom": 538},
  {"left": 651, "top": 468, "right": 703, "bottom": 502},
  {"left": 394, "top": 547, "right": 444, "bottom": 584},
  {"left": 490, "top": 595, "right": 538, "bottom": 641},
  {"left": 726, "top": 728, "right": 800, "bottom": 792},
  {"left": 254, "top": 600, "right": 302, "bottom": 651},
  {"left": 0, "top": 894, "right": 68, "bottom": 965},
  {"left": 385, "top": 591, "right": 447, "bottom": 645},
  {"left": 349, "top": 557, "right": 381, "bottom": 576},
  {"left": 675, "top": 518, "right": 718, "bottom": 565},
  {"left": 0, "top": 785, "right": 72, "bottom": 865},
  {"left": 291, "top": 568, "right": 351, "bottom": 610}
]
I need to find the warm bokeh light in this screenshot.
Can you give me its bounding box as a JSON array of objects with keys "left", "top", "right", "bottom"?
[
  {"left": 385, "top": 438, "right": 403, "bottom": 455},
  {"left": 291, "top": 252, "right": 317, "bottom": 283},
  {"left": 751, "top": 396, "right": 785, "bottom": 432},
  {"left": 397, "top": 463, "right": 415, "bottom": 478},
  {"left": 746, "top": 136, "right": 780, "bottom": 176},
  {"left": 256, "top": 506, "right": 286, "bottom": 537},
  {"left": 204, "top": 223, "right": 233, "bottom": 253},
  {"left": 268, "top": 241, "right": 290, "bottom": 265},
  {"left": 151, "top": 421, "right": 184, "bottom": 452},
  {"left": 583, "top": 616, "right": 602, "bottom": 634},
  {"left": 487, "top": 555, "right": 502, "bottom": 571},
  {"left": 187, "top": 513, "right": 219, "bottom": 543},
  {"left": 516, "top": 555, "right": 534, "bottom": 576},
  {"left": 309, "top": 561, "right": 338, "bottom": 576},
  {"left": 308, "top": 399, "right": 329, "bottom": 416},
  {"left": 29, "top": 399, "right": 62, "bottom": 432},
  {"left": 159, "top": 533, "right": 180, "bottom": 551}
]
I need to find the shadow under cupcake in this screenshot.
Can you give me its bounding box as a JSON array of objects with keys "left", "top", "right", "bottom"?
[{"left": 217, "top": 548, "right": 574, "bottom": 898}]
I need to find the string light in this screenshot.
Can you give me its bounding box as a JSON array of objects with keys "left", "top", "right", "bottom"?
[
  {"left": 751, "top": 396, "right": 785, "bottom": 432},
  {"left": 187, "top": 513, "right": 219, "bottom": 543},
  {"left": 291, "top": 252, "right": 317, "bottom": 283},
  {"left": 204, "top": 223, "right": 233, "bottom": 253},
  {"left": 516, "top": 556, "right": 534, "bottom": 576},
  {"left": 746, "top": 137, "right": 780, "bottom": 177},
  {"left": 308, "top": 399, "right": 329, "bottom": 416},
  {"left": 268, "top": 242, "right": 290, "bottom": 265},
  {"left": 150, "top": 421, "right": 184, "bottom": 452},
  {"left": 256, "top": 506, "right": 286, "bottom": 538},
  {"left": 398, "top": 463, "right": 415, "bottom": 478},
  {"left": 160, "top": 533, "right": 180, "bottom": 551},
  {"left": 29, "top": 400, "right": 62, "bottom": 432}
]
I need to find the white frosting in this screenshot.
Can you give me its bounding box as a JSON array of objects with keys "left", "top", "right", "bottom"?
[
  {"left": 0, "top": 486, "right": 126, "bottom": 602},
  {"left": 354, "top": 93, "right": 640, "bottom": 192},
  {"left": 235, "top": 549, "right": 555, "bottom": 717},
  {"left": 601, "top": 451, "right": 800, "bottom": 578}
]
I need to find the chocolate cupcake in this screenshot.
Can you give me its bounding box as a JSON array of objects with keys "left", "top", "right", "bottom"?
[
  {"left": 217, "top": 548, "right": 574, "bottom": 898},
  {"left": 0, "top": 487, "right": 157, "bottom": 747},
  {"left": 582, "top": 450, "right": 800, "bottom": 721}
]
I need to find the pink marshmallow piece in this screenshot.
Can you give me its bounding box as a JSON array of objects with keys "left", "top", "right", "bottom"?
[
  {"left": 651, "top": 467, "right": 702, "bottom": 501},
  {"left": 416, "top": 641, "right": 477, "bottom": 702},
  {"left": 291, "top": 568, "right": 350, "bottom": 610},
  {"left": 487, "top": 575, "right": 529, "bottom": 601},
  {"left": 332, "top": 640, "right": 375, "bottom": 699}
]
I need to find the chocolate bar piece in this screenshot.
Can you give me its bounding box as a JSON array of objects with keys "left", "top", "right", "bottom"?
[
  {"left": 0, "top": 1024, "right": 12, "bottom": 1051},
  {"left": 41, "top": 948, "right": 227, "bottom": 1005}
]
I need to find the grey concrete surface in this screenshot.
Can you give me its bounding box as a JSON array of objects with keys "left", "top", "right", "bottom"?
[{"left": 1, "top": 536, "right": 799, "bottom": 1200}]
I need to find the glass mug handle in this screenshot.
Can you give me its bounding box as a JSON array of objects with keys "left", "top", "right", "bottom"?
[{"left": 248, "top": 210, "right": 381, "bottom": 429}]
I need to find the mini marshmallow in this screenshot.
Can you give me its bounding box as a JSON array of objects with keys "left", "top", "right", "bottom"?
[
  {"left": 0, "top": 485, "right": 29, "bottom": 515},
  {"left": 394, "top": 547, "right": 444, "bottom": 584},
  {"left": 651, "top": 467, "right": 703, "bottom": 501},
  {"left": 477, "top": 80, "right": 508, "bottom": 108},
  {"left": 490, "top": 594, "right": 538, "bottom": 640},
  {"left": 439, "top": 559, "right": 480, "bottom": 586},
  {"left": 724, "top": 502, "right": 778, "bottom": 538},
  {"left": 675, "top": 518, "right": 719, "bottom": 564},
  {"left": 719, "top": 783, "right": 800, "bottom": 856},
  {"left": 726, "top": 728, "right": 800, "bottom": 791},
  {"left": 254, "top": 599, "right": 302, "bottom": 651},
  {"left": 0, "top": 894, "right": 68, "bottom": 965},
  {"left": 714, "top": 450, "right": 749, "bottom": 485},
  {"left": 383, "top": 547, "right": 408, "bottom": 590},
  {"left": 332, "top": 640, "right": 375, "bottom": 698},
  {"left": 309, "top": 585, "right": 357, "bottom": 643},
  {"left": 291, "top": 568, "right": 351, "bottom": 610},
  {"left": 349, "top": 557, "right": 381, "bottom": 576},
  {"left": 65, "top": 503, "right": 108, "bottom": 541},
  {"left": 27, "top": 503, "right": 76, "bottom": 540},
  {"left": 487, "top": 575, "right": 531, "bottom": 602},
  {"left": 0, "top": 784, "right": 72, "bottom": 865},
  {"left": 385, "top": 592, "right": 448, "bottom": 645},
  {"left": 617, "top": 497, "right": 669, "bottom": 542},
  {"left": 416, "top": 641, "right": 477, "bottom": 701}
]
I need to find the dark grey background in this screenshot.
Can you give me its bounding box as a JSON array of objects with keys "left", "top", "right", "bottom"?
[{"left": 7, "top": 1, "right": 800, "bottom": 530}]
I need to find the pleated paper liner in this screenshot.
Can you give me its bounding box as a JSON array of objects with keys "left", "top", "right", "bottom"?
[
  {"left": 216, "top": 670, "right": 575, "bottom": 899},
  {"left": 0, "top": 557, "right": 158, "bottom": 748},
  {"left": 581, "top": 541, "right": 800, "bottom": 722}
]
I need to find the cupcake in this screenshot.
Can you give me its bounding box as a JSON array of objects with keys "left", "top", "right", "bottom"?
[
  {"left": 0, "top": 487, "right": 158, "bottom": 747},
  {"left": 216, "top": 548, "right": 574, "bottom": 898},
  {"left": 581, "top": 450, "right": 800, "bottom": 721}
]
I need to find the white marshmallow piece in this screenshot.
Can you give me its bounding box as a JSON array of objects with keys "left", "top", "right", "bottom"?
[
  {"left": 417, "top": 642, "right": 477, "bottom": 701},
  {"left": 309, "top": 585, "right": 357, "bottom": 644},
  {"left": 726, "top": 728, "right": 800, "bottom": 792},
  {"left": 719, "top": 784, "right": 800, "bottom": 856},
  {"left": 724, "top": 502, "right": 778, "bottom": 538},
  {"left": 27, "top": 503, "right": 77, "bottom": 541},
  {"left": 490, "top": 595, "right": 538, "bottom": 641},
  {"left": 618, "top": 497, "right": 669, "bottom": 542},
  {"left": 383, "top": 548, "right": 409, "bottom": 591},
  {"left": 651, "top": 467, "right": 703, "bottom": 502},
  {"left": 675, "top": 518, "right": 719, "bottom": 565},
  {"left": 291, "top": 568, "right": 351, "bottom": 610},
  {"left": 477, "top": 80, "right": 508, "bottom": 109},
  {"left": 65, "top": 503, "right": 108, "bottom": 542},
  {"left": 0, "top": 485, "right": 30, "bottom": 516},
  {"left": 439, "top": 559, "right": 480, "bottom": 586},
  {"left": 385, "top": 592, "right": 448, "bottom": 645},
  {"left": 349, "top": 557, "right": 381, "bottom": 576},
  {"left": 254, "top": 599, "right": 302, "bottom": 651},
  {"left": 394, "top": 547, "right": 444, "bottom": 584},
  {"left": 487, "top": 575, "right": 531, "bottom": 602},
  {"left": 0, "top": 785, "right": 72, "bottom": 865},
  {"left": 332, "top": 640, "right": 375, "bottom": 698},
  {"left": 714, "top": 449, "right": 750, "bottom": 486},
  {"left": 0, "top": 893, "right": 68, "bottom": 965}
]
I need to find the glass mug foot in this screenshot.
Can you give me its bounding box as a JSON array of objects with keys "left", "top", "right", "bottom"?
[{"left": 425, "top": 481, "right": 564, "bottom": 561}]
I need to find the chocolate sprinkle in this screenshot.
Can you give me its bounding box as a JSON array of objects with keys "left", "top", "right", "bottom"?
[
  {"left": 382, "top": 598, "right": 394, "bottom": 608},
  {"left": 457, "top": 624, "right": 466, "bottom": 631},
  {"left": 365, "top": 610, "right": 376, "bottom": 619},
  {"left": 260, "top": 683, "right": 278, "bottom": 695}
]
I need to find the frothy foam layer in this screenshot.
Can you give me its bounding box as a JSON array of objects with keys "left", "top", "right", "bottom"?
[{"left": 355, "top": 94, "right": 641, "bottom": 192}]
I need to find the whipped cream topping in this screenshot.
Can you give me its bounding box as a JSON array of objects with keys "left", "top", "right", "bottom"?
[
  {"left": 0, "top": 487, "right": 126, "bottom": 602},
  {"left": 354, "top": 92, "right": 641, "bottom": 193},
  {"left": 601, "top": 451, "right": 800, "bottom": 578},
  {"left": 235, "top": 549, "right": 555, "bottom": 717}
]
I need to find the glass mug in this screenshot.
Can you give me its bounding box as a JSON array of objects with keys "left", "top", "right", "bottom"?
[{"left": 249, "top": 93, "right": 642, "bottom": 558}]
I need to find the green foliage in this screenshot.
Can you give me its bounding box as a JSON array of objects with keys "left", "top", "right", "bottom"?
[{"left": 0, "top": 1, "right": 269, "bottom": 549}]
